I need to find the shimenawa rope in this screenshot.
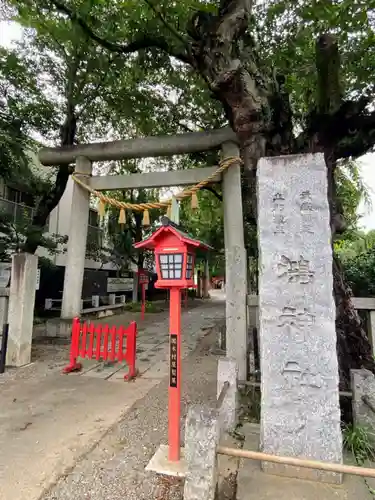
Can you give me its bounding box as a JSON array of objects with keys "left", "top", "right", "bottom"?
[{"left": 72, "top": 156, "right": 242, "bottom": 225}]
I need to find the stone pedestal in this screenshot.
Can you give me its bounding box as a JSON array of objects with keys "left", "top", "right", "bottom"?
[
  {"left": 257, "top": 154, "right": 342, "bottom": 484},
  {"left": 7, "top": 253, "right": 38, "bottom": 367}
]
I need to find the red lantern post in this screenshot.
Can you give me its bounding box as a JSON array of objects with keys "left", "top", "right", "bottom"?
[{"left": 134, "top": 217, "right": 210, "bottom": 462}]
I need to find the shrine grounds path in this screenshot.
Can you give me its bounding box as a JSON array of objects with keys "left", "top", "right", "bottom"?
[{"left": 0, "top": 294, "right": 225, "bottom": 500}]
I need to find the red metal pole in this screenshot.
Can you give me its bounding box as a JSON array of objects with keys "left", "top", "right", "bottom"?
[
  {"left": 141, "top": 284, "right": 146, "bottom": 320},
  {"left": 168, "top": 287, "right": 182, "bottom": 461}
]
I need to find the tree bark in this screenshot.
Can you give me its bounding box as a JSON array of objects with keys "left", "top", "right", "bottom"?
[{"left": 316, "top": 36, "right": 375, "bottom": 387}]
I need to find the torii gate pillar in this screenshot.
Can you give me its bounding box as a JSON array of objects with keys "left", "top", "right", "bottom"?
[
  {"left": 222, "top": 142, "right": 248, "bottom": 381},
  {"left": 61, "top": 156, "right": 92, "bottom": 319}
]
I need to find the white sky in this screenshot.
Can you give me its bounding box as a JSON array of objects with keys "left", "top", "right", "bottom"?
[{"left": 1, "top": 21, "right": 374, "bottom": 231}]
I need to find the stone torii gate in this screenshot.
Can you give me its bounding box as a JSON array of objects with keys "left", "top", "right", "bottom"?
[{"left": 39, "top": 128, "right": 248, "bottom": 380}]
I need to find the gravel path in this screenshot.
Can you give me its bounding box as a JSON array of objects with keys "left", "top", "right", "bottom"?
[{"left": 43, "top": 329, "right": 220, "bottom": 500}]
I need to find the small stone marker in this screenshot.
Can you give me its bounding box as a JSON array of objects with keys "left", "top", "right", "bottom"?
[
  {"left": 184, "top": 404, "right": 219, "bottom": 500},
  {"left": 257, "top": 153, "right": 342, "bottom": 483}
]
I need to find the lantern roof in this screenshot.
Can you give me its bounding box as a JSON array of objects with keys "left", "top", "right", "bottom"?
[{"left": 134, "top": 217, "right": 212, "bottom": 251}]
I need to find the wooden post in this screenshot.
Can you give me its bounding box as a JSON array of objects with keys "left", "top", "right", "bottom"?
[{"left": 169, "top": 287, "right": 182, "bottom": 461}]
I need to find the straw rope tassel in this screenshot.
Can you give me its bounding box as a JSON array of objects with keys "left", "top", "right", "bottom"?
[
  {"left": 142, "top": 209, "right": 150, "bottom": 226},
  {"left": 191, "top": 191, "right": 198, "bottom": 210},
  {"left": 118, "top": 208, "right": 126, "bottom": 225},
  {"left": 98, "top": 199, "right": 106, "bottom": 218}
]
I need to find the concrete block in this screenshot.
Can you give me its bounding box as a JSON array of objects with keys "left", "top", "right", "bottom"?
[
  {"left": 184, "top": 404, "right": 219, "bottom": 500},
  {"left": 257, "top": 154, "right": 342, "bottom": 483},
  {"left": 145, "top": 445, "right": 186, "bottom": 477},
  {"left": 45, "top": 318, "right": 73, "bottom": 338},
  {"left": 351, "top": 369, "right": 375, "bottom": 443},
  {"left": 217, "top": 357, "right": 238, "bottom": 432},
  {"left": 109, "top": 294, "right": 116, "bottom": 305},
  {"left": 98, "top": 310, "right": 114, "bottom": 319},
  {"left": 7, "top": 253, "right": 38, "bottom": 367},
  {"left": 92, "top": 295, "right": 100, "bottom": 308}
]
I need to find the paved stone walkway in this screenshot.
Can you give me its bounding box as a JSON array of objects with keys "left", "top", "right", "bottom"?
[
  {"left": 77, "top": 298, "right": 221, "bottom": 381},
  {"left": 0, "top": 297, "right": 225, "bottom": 500}
]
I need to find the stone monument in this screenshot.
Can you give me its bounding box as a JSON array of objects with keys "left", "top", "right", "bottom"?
[{"left": 257, "top": 153, "right": 342, "bottom": 483}]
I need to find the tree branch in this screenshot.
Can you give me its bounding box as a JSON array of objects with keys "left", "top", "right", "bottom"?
[
  {"left": 316, "top": 33, "right": 342, "bottom": 116},
  {"left": 334, "top": 108, "right": 375, "bottom": 160},
  {"left": 294, "top": 100, "right": 375, "bottom": 160},
  {"left": 201, "top": 186, "right": 223, "bottom": 201},
  {"left": 143, "top": 0, "right": 188, "bottom": 47},
  {"left": 217, "top": 0, "right": 254, "bottom": 41},
  {"left": 76, "top": 54, "right": 121, "bottom": 120},
  {"left": 48, "top": 0, "right": 192, "bottom": 64}
]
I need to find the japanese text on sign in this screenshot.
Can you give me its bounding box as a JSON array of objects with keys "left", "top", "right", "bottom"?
[
  {"left": 170, "top": 334, "right": 178, "bottom": 388},
  {"left": 272, "top": 192, "right": 286, "bottom": 234}
]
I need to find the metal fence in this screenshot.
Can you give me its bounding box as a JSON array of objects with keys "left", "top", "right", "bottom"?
[
  {"left": 0, "top": 198, "right": 49, "bottom": 229},
  {"left": 0, "top": 198, "right": 34, "bottom": 225},
  {"left": 87, "top": 224, "right": 104, "bottom": 248}
]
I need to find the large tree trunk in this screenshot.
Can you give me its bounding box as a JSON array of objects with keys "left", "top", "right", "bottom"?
[
  {"left": 333, "top": 256, "right": 375, "bottom": 385},
  {"left": 189, "top": 2, "right": 375, "bottom": 391},
  {"left": 326, "top": 151, "right": 375, "bottom": 389},
  {"left": 22, "top": 111, "right": 77, "bottom": 254}
]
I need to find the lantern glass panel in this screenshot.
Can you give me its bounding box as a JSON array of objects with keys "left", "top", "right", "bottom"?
[
  {"left": 186, "top": 254, "right": 194, "bottom": 279},
  {"left": 159, "top": 253, "right": 184, "bottom": 280}
]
